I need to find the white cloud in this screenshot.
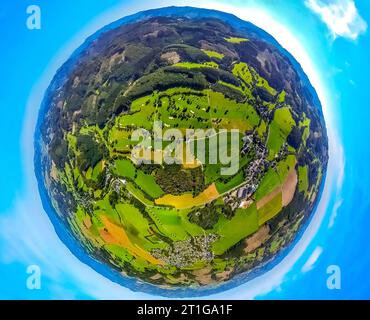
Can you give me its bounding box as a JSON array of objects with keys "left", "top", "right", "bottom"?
[
  {"left": 328, "top": 143, "right": 345, "bottom": 228},
  {"left": 301, "top": 247, "right": 323, "bottom": 273},
  {"left": 329, "top": 198, "right": 343, "bottom": 227},
  {"left": 305, "top": 0, "right": 367, "bottom": 40}
]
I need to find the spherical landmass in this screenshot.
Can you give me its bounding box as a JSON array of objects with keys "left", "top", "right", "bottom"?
[{"left": 36, "top": 7, "right": 328, "bottom": 291}]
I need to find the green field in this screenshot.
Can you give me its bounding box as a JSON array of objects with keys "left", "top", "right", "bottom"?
[
  {"left": 276, "top": 155, "right": 297, "bottom": 181},
  {"left": 212, "top": 204, "right": 259, "bottom": 255},
  {"left": 202, "top": 49, "right": 225, "bottom": 59},
  {"left": 126, "top": 182, "right": 155, "bottom": 206},
  {"left": 174, "top": 61, "right": 219, "bottom": 69},
  {"left": 146, "top": 207, "right": 203, "bottom": 241},
  {"left": 299, "top": 113, "right": 311, "bottom": 147},
  {"left": 255, "top": 168, "right": 281, "bottom": 201},
  {"left": 135, "top": 170, "right": 164, "bottom": 199},
  {"left": 298, "top": 165, "right": 309, "bottom": 194},
  {"left": 95, "top": 194, "right": 121, "bottom": 225},
  {"left": 114, "top": 159, "right": 136, "bottom": 179},
  {"left": 257, "top": 120, "right": 267, "bottom": 138},
  {"left": 225, "top": 37, "right": 249, "bottom": 44},
  {"left": 267, "top": 107, "right": 296, "bottom": 160},
  {"left": 218, "top": 81, "right": 244, "bottom": 94},
  {"left": 216, "top": 171, "right": 245, "bottom": 194},
  {"left": 116, "top": 203, "right": 167, "bottom": 251},
  {"left": 257, "top": 192, "right": 283, "bottom": 225}
]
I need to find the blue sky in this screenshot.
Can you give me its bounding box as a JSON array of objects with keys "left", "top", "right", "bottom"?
[{"left": 0, "top": 0, "right": 369, "bottom": 299}]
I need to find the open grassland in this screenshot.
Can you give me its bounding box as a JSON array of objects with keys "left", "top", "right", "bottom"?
[
  {"left": 257, "top": 120, "right": 267, "bottom": 139},
  {"left": 232, "top": 62, "right": 277, "bottom": 98},
  {"left": 233, "top": 62, "right": 253, "bottom": 86},
  {"left": 126, "top": 182, "right": 155, "bottom": 206},
  {"left": 115, "top": 203, "right": 167, "bottom": 251},
  {"left": 212, "top": 204, "right": 259, "bottom": 255},
  {"left": 257, "top": 192, "right": 283, "bottom": 225},
  {"left": 114, "top": 159, "right": 136, "bottom": 179},
  {"left": 109, "top": 128, "right": 136, "bottom": 153},
  {"left": 218, "top": 81, "right": 244, "bottom": 94},
  {"left": 114, "top": 158, "right": 164, "bottom": 199},
  {"left": 255, "top": 168, "right": 281, "bottom": 201},
  {"left": 146, "top": 207, "right": 203, "bottom": 241},
  {"left": 298, "top": 165, "right": 309, "bottom": 194},
  {"left": 256, "top": 76, "right": 277, "bottom": 96},
  {"left": 201, "top": 49, "right": 225, "bottom": 59},
  {"left": 255, "top": 159, "right": 298, "bottom": 225},
  {"left": 99, "top": 215, "right": 164, "bottom": 265},
  {"left": 174, "top": 61, "right": 219, "bottom": 69},
  {"left": 299, "top": 114, "right": 311, "bottom": 147},
  {"left": 225, "top": 37, "right": 249, "bottom": 43},
  {"left": 215, "top": 171, "right": 245, "bottom": 194},
  {"left": 135, "top": 171, "right": 164, "bottom": 199},
  {"left": 267, "top": 107, "right": 296, "bottom": 160},
  {"left": 276, "top": 155, "right": 297, "bottom": 181}
]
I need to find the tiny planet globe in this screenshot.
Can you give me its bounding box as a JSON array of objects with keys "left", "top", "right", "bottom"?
[{"left": 35, "top": 7, "right": 328, "bottom": 293}]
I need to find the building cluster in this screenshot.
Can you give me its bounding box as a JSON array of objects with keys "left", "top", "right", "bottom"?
[{"left": 152, "top": 234, "right": 218, "bottom": 268}]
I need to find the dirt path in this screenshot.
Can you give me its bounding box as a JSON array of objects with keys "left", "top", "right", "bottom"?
[{"left": 282, "top": 169, "right": 298, "bottom": 207}]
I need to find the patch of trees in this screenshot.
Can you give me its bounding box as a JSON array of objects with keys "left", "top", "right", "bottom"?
[
  {"left": 52, "top": 184, "right": 77, "bottom": 217},
  {"left": 85, "top": 170, "right": 106, "bottom": 190},
  {"left": 155, "top": 165, "right": 205, "bottom": 196},
  {"left": 212, "top": 83, "right": 245, "bottom": 103},
  {"left": 188, "top": 203, "right": 220, "bottom": 230},
  {"left": 268, "top": 191, "right": 305, "bottom": 233},
  {"left": 127, "top": 69, "right": 208, "bottom": 100},
  {"left": 164, "top": 43, "right": 209, "bottom": 63},
  {"left": 76, "top": 133, "right": 108, "bottom": 172},
  {"left": 218, "top": 237, "right": 248, "bottom": 259},
  {"left": 287, "top": 126, "right": 302, "bottom": 149},
  {"left": 308, "top": 163, "right": 319, "bottom": 187},
  {"left": 50, "top": 136, "right": 68, "bottom": 168},
  {"left": 221, "top": 204, "right": 235, "bottom": 219},
  {"left": 137, "top": 164, "right": 160, "bottom": 175},
  {"left": 255, "top": 87, "right": 275, "bottom": 102}
]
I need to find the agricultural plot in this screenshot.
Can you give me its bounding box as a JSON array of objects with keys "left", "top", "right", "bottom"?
[
  {"left": 255, "top": 168, "right": 281, "bottom": 201},
  {"left": 299, "top": 114, "right": 311, "bottom": 147},
  {"left": 116, "top": 203, "right": 167, "bottom": 251},
  {"left": 174, "top": 61, "right": 219, "bottom": 69},
  {"left": 257, "top": 192, "right": 283, "bottom": 225},
  {"left": 99, "top": 215, "right": 164, "bottom": 265},
  {"left": 114, "top": 159, "right": 136, "bottom": 179},
  {"left": 146, "top": 207, "right": 203, "bottom": 241},
  {"left": 212, "top": 204, "right": 259, "bottom": 255},
  {"left": 155, "top": 184, "right": 220, "bottom": 209},
  {"left": 276, "top": 155, "right": 297, "bottom": 181},
  {"left": 298, "top": 165, "right": 309, "bottom": 194},
  {"left": 267, "top": 107, "right": 296, "bottom": 160},
  {"left": 215, "top": 171, "right": 245, "bottom": 194},
  {"left": 135, "top": 171, "right": 164, "bottom": 199},
  {"left": 225, "top": 37, "right": 249, "bottom": 43},
  {"left": 126, "top": 182, "right": 155, "bottom": 207},
  {"left": 202, "top": 49, "right": 225, "bottom": 59}
]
